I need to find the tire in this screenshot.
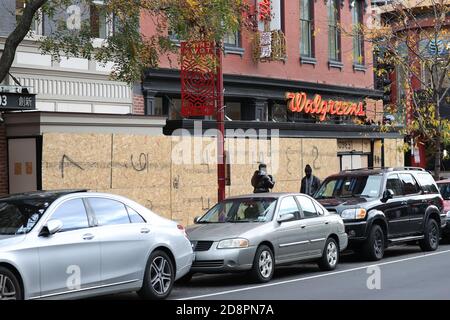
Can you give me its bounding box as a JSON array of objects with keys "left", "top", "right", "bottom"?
[
  {"left": 318, "top": 238, "right": 339, "bottom": 271},
  {"left": 138, "top": 250, "right": 175, "bottom": 300},
  {"left": 176, "top": 272, "right": 194, "bottom": 285},
  {"left": 362, "top": 224, "right": 385, "bottom": 261},
  {"left": 250, "top": 245, "right": 274, "bottom": 283},
  {"left": 0, "top": 266, "right": 22, "bottom": 300},
  {"left": 419, "top": 219, "right": 440, "bottom": 252}
]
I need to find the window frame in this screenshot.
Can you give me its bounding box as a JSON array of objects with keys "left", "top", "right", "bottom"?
[
  {"left": 90, "top": 1, "right": 115, "bottom": 40},
  {"left": 278, "top": 196, "right": 302, "bottom": 221},
  {"left": 385, "top": 174, "right": 405, "bottom": 198},
  {"left": 296, "top": 195, "right": 320, "bottom": 219},
  {"left": 351, "top": 0, "right": 365, "bottom": 67},
  {"left": 48, "top": 198, "right": 92, "bottom": 233},
  {"left": 86, "top": 197, "right": 132, "bottom": 227},
  {"left": 300, "top": 0, "right": 315, "bottom": 59},
  {"left": 327, "top": 0, "right": 341, "bottom": 64},
  {"left": 399, "top": 173, "right": 421, "bottom": 196}
]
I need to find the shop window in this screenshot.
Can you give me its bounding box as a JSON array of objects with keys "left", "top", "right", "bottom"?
[
  {"left": 168, "top": 98, "right": 183, "bottom": 120},
  {"left": 225, "top": 102, "right": 241, "bottom": 120},
  {"left": 300, "top": 0, "right": 314, "bottom": 58},
  {"left": 153, "top": 97, "right": 164, "bottom": 116},
  {"left": 327, "top": 0, "right": 341, "bottom": 62},
  {"left": 270, "top": 103, "right": 287, "bottom": 122},
  {"left": 351, "top": 0, "right": 364, "bottom": 65}
]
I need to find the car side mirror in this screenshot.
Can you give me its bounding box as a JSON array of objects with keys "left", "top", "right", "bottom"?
[
  {"left": 194, "top": 216, "right": 201, "bottom": 224},
  {"left": 277, "top": 213, "right": 294, "bottom": 223},
  {"left": 382, "top": 189, "right": 394, "bottom": 202},
  {"left": 39, "top": 219, "right": 63, "bottom": 237}
]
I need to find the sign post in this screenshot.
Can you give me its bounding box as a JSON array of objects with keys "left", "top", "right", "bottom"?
[{"left": 216, "top": 43, "right": 225, "bottom": 202}]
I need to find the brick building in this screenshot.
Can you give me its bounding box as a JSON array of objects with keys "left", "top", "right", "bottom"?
[{"left": 141, "top": 0, "right": 402, "bottom": 171}]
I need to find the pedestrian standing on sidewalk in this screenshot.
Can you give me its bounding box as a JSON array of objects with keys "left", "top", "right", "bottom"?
[
  {"left": 300, "top": 164, "right": 321, "bottom": 196},
  {"left": 251, "top": 163, "right": 275, "bottom": 193}
]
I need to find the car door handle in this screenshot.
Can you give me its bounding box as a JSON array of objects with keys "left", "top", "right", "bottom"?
[
  {"left": 140, "top": 228, "right": 151, "bottom": 234},
  {"left": 324, "top": 221, "right": 329, "bottom": 225},
  {"left": 300, "top": 225, "right": 306, "bottom": 229},
  {"left": 82, "top": 233, "right": 95, "bottom": 240}
]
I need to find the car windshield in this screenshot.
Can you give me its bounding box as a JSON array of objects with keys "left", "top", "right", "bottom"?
[
  {"left": 0, "top": 198, "right": 53, "bottom": 235},
  {"left": 198, "top": 198, "right": 277, "bottom": 223},
  {"left": 315, "top": 175, "right": 383, "bottom": 199},
  {"left": 439, "top": 183, "right": 450, "bottom": 200}
]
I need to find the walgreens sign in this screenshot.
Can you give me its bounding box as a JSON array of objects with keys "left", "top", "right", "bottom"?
[{"left": 285, "top": 92, "right": 365, "bottom": 121}]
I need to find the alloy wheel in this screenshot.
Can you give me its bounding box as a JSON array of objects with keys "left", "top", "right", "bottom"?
[
  {"left": 150, "top": 256, "right": 172, "bottom": 295},
  {"left": 0, "top": 274, "right": 17, "bottom": 300},
  {"left": 374, "top": 229, "right": 384, "bottom": 258},
  {"left": 258, "top": 250, "right": 273, "bottom": 278},
  {"left": 327, "top": 241, "right": 338, "bottom": 267},
  {"left": 429, "top": 223, "right": 439, "bottom": 249}
]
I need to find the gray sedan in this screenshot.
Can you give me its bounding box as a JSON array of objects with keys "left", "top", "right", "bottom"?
[
  {"left": 185, "top": 193, "right": 348, "bottom": 283},
  {"left": 0, "top": 190, "right": 193, "bottom": 300}
]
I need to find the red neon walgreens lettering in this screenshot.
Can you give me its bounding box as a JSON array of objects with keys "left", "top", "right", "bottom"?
[{"left": 286, "top": 92, "right": 296, "bottom": 111}]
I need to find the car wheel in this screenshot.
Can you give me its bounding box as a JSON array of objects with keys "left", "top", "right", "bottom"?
[
  {"left": 0, "top": 267, "right": 22, "bottom": 300},
  {"left": 363, "top": 225, "right": 385, "bottom": 261},
  {"left": 138, "top": 250, "right": 174, "bottom": 300},
  {"left": 318, "top": 238, "right": 339, "bottom": 271},
  {"left": 250, "top": 245, "right": 274, "bottom": 283},
  {"left": 419, "top": 219, "right": 439, "bottom": 252},
  {"left": 176, "top": 272, "right": 194, "bottom": 285}
]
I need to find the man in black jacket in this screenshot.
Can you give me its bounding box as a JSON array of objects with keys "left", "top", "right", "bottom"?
[
  {"left": 251, "top": 163, "right": 275, "bottom": 193},
  {"left": 300, "top": 164, "right": 321, "bottom": 196}
]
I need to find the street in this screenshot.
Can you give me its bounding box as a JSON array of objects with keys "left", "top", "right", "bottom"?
[{"left": 98, "top": 242, "right": 450, "bottom": 300}]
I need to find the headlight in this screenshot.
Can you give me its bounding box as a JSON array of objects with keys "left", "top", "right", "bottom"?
[
  {"left": 341, "top": 208, "right": 367, "bottom": 220},
  {"left": 447, "top": 211, "right": 450, "bottom": 218},
  {"left": 217, "top": 238, "right": 249, "bottom": 249}
]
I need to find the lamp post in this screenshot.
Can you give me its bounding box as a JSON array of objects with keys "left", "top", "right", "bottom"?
[{"left": 216, "top": 43, "right": 226, "bottom": 202}]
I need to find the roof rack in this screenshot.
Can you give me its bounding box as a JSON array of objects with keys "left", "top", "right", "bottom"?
[
  {"left": 340, "top": 167, "right": 388, "bottom": 173},
  {"left": 392, "top": 167, "right": 425, "bottom": 171},
  {"left": 340, "top": 166, "right": 425, "bottom": 173}
]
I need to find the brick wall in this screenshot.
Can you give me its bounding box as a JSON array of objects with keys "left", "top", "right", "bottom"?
[
  {"left": 133, "top": 94, "right": 145, "bottom": 115},
  {"left": 0, "top": 124, "right": 8, "bottom": 195}
]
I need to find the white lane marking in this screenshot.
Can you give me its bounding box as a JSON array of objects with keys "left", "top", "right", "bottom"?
[{"left": 177, "top": 249, "right": 450, "bottom": 300}]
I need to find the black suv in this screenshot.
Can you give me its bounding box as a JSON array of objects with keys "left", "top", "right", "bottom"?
[{"left": 315, "top": 167, "right": 447, "bottom": 261}]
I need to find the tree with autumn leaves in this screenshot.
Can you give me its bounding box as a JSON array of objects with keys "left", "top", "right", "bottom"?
[
  {"left": 357, "top": 0, "right": 450, "bottom": 178},
  {"left": 0, "top": 0, "right": 249, "bottom": 84}
]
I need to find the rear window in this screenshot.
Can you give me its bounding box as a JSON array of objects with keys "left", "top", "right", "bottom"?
[{"left": 416, "top": 173, "right": 439, "bottom": 194}]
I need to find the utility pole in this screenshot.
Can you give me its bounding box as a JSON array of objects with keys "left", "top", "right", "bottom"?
[{"left": 216, "top": 43, "right": 226, "bottom": 202}]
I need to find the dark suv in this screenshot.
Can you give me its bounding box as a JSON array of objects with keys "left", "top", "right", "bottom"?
[{"left": 315, "top": 167, "right": 446, "bottom": 261}]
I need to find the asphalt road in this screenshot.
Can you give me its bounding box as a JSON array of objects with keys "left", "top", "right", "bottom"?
[{"left": 99, "top": 242, "right": 450, "bottom": 300}]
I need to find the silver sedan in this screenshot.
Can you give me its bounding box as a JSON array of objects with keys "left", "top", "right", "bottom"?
[
  {"left": 0, "top": 190, "right": 193, "bottom": 300},
  {"left": 185, "top": 193, "right": 348, "bottom": 283}
]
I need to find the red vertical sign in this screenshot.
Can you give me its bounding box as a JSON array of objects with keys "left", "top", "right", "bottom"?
[{"left": 180, "top": 41, "right": 217, "bottom": 117}]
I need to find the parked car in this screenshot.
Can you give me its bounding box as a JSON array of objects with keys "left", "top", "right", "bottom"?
[
  {"left": 436, "top": 179, "right": 450, "bottom": 239},
  {"left": 184, "top": 193, "right": 348, "bottom": 283},
  {"left": 315, "top": 167, "right": 446, "bottom": 261},
  {"left": 0, "top": 190, "right": 193, "bottom": 300}
]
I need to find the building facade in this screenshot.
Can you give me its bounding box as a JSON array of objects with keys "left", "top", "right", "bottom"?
[
  {"left": 0, "top": 0, "right": 143, "bottom": 195},
  {"left": 0, "top": 0, "right": 405, "bottom": 225}
]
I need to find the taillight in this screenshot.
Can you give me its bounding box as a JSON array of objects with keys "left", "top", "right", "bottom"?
[{"left": 177, "top": 224, "right": 187, "bottom": 237}]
